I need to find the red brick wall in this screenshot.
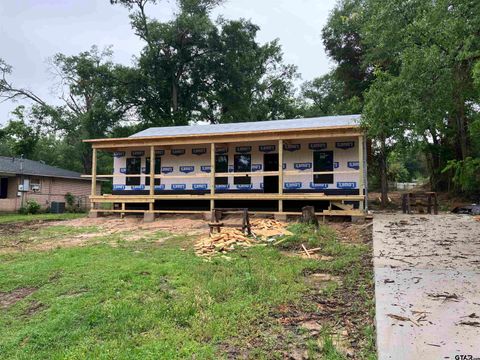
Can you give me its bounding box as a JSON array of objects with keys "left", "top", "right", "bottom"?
[{"left": 0, "top": 176, "right": 100, "bottom": 212}]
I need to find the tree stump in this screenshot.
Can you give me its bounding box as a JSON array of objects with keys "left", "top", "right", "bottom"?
[{"left": 301, "top": 206, "right": 319, "bottom": 228}]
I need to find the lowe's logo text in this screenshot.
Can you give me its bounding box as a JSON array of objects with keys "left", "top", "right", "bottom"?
[
  {"left": 294, "top": 163, "right": 312, "bottom": 171},
  {"left": 192, "top": 148, "right": 207, "bottom": 155},
  {"left": 337, "top": 182, "right": 356, "bottom": 189},
  {"left": 309, "top": 142, "right": 327, "bottom": 150},
  {"left": 193, "top": 184, "right": 208, "bottom": 190},
  {"left": 347, "top": 161, "right": 360, "bottom": 170},
  {"left": 180, "top": 166, "right": 195, "bottom": 173},
  {"left": 171, "top": 184, "right": 186, "bottom": 190},
  {"left": 259, "top": 145, "right": 276, "bottom": 152},
  {"left": 336, "top": 141, "right": 354, "bottom": 150},
  {"left": 236, "top": 146, "right": 252, "bottom": 153},
  {"left": 284, "top": 182, "right": 302, "bottom": 189},
  {"left": 171, "top": 149, "right": 186, "bottom": 156},
  {"left": 284, "top": 144, "right": 301, "bottom": 152},
  {"left": 310, "top": 183, "right": 328, "bottom": 189}
]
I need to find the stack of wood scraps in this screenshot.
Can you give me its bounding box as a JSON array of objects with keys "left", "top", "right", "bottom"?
[
  {"left": 194, "top": 228, "right": 256, "bottom": 257},
  {"left": 250, "top": 218, "right": 293, "bottom": 241}
]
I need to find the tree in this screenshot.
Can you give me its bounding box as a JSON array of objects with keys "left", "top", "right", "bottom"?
[
  {"left": 0, "top": 106, "right": 42, "bottom": 158},
  {"left": 112, "top": 0, "right": 299, "bottom": 126},
  {"left": 1, "top": 48, "right": 133, "bottom": 173},
  {"left": 322, "top": 0, "right": 372, "bottom": 102},
  {"left": 300, "top": 72, "right": 362, "bottom": 117}
]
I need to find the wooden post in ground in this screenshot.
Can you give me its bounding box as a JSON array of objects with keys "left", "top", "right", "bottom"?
[
  {"left": 278, "top": 139, "right": 284, "bottom": 213},
  {"left": 91, "top": 148, "right": 97, "bottom": 210},
  {"left": 358, "top": 135, "right": 364, "bottom": 211},
  {"left": 210, "top": 143, "right": 215, "bottom": 211},
  {"left": 149, "top": 145, "right": 155, "bottom": 212}
]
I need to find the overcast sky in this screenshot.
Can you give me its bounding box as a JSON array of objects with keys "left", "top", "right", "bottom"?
[{"left": 0, "top": 0, "right": 337, "bottom": 125}]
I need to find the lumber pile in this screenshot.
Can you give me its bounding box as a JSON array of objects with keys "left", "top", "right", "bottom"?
[
  {"left": 195, "top": 218, "right": 293, "bottom": 257},
  {"left": 250, "top": 218, "right": 293, "bottom": 240},
  {"left": 194, "top": 228, "right": 256, "bottom": 257}
]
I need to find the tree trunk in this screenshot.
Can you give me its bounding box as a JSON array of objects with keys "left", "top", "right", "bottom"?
[
  {"left": 82, "top": 147, "right": 92, "bottom": 175},
  {"left": 379, "top": 135, "right": 388, "bottom": 209},
  {"left": 171, "top": 80, "right": 178, "bottom": 115}
]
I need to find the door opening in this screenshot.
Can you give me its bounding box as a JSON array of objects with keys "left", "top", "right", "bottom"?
[{"left": 263, "top": 153, "right": 279, "bottom": 193}]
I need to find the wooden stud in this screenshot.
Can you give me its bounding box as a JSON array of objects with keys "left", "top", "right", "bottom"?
[
  {"left": 210, "top": 142, "right": 215, "bottom": 211},
  {"left": 149, "top": 145, "right": 155, "bottom": 211},
  {"left": 358, "top": 135, "right": 365, "bottom": 211},
  {"left": 278, "top": 139, "right": 284, "bottom": 213},
  {"left": 91, "top": 148, "right": 97, "bottom": 210}
]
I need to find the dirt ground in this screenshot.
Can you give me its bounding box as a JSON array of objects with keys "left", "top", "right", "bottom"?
[
  {"left": 0, "top": 214, "right": 209, "bottom": 253},
  {"left": 373, "top": 213, "right": 480, "bottom": 359}
]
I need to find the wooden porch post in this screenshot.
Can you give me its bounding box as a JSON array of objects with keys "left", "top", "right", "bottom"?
[
  {"left": 278, "top": 139, "right": 283, "bottom": 213},
  {"left": 149, "top": 145, "right": 155, "bottom": 212},
  {"left": 210, "top": 143, "right": 215, "bottom": 211},
  {"left": 91, "top": 147, "right": 97, "bottom": 200},
  {"left": 358, "top": 135, "right": 365, "bottom": 211}
]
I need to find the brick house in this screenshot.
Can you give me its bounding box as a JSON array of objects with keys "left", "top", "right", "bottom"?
[{"left": 0, "top": 156, "right": 101, "bottom": 212}]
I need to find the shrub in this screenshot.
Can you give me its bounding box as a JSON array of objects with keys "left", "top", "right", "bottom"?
[
  {"left": 65, "top": 192, "right": 75, "bottom": 207},
  {"left": 19, "top": 200, "right": 41, "bottom": 215}
]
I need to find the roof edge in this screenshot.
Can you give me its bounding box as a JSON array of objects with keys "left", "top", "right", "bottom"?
[{"left": 84, "top": 123, "right": 361, "bottom": 144}]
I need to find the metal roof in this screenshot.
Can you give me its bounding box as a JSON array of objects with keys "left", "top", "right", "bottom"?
[
  {"left": 0, "top": 156, "right": 87, "bottom": 180},
  {"left": 129, "top": 114, "right": 361, "bottom": 138}
]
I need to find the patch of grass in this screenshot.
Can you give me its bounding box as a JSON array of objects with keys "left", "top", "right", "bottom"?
[
  {"left": 0, "top": 221, "right": 376, "bottom": 359},
  {"left": 0, "top": 213, "right": 86, "bottom": 224},
  {"left": 0, "top": 233, "right": 312, "bottom": 359},
  {"left": 280, "top": 222, "right": 337, "bottom": 249},
  {"left": 0, "top": 225, "right": 100, "bottom": 249}
]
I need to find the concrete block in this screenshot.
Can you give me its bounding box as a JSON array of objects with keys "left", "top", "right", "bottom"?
[
  {"left": 203, "top": 212, "right": 212, "bottom": 221},
  {"left": 351, "top": 215, "right": 366, "bottom": 224},
  {"left": 144, "top": 212, "right": 155, "bottom": 223},
  {"left": 274, "top": 213, "right": 288, "bottom": 222},
  {"left": 88, "top": 210, "right": 100, "bottom": 218}
]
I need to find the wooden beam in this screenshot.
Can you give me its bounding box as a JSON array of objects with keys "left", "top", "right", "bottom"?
[
  {"left": 278, "top": 139, "right": 283, "bottom": 212},
  {"left": 358, "top": 135, "right": 365, "bottom": 210},
  {"left": 210, "top": 142, "right": 215, "bottom": 211},
  {"left": 90, "top": 209, "right": 364, "bottom": 217},
  {"left": 90, "top": 193, "right": 365, "bottom": 202},
  {"left": 89, "top": 128, "right": 363, "bottom": 149},
  {"left": 91, "top": 148, "right": 97, "bottom": 209},
  {"left": 149, "top": 145, "right": 155, "bottom": 211}
]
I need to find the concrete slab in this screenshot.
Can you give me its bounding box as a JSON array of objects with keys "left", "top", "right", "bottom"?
[{"left": 373, "top": 213, "right": 480, "bottom": 360}]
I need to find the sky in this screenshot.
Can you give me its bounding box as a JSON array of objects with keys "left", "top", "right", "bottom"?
[{"left": 0, "top": 0, "right": 338, "bottom": 125}]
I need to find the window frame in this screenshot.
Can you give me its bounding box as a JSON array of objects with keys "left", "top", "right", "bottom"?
[
  {"left": 126, "top": 157, "right": 141, "bottom": 186},
  {"left": 313, "top": 151, "right": 334, "bottom": 185},
  {"left": 145, "top": 157, "right": 161, "bottom": 186},
  {"left": 234, "top": 154, "right": 252, "bottom": 185}
]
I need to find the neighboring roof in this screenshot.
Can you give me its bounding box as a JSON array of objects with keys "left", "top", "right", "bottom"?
[
  {"left": 129, "top": 114, "right": 361, "bottom": 138},
  {"left": 0, "top": 156, "right": 88, "bottom": 180}
]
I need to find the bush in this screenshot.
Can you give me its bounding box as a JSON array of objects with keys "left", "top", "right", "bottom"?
[
  {"left": 19, "top": 200, "right": 41, "bottom": 215},
  {"left": 443, "top": 157, "right": 480, "bottom": 195}
]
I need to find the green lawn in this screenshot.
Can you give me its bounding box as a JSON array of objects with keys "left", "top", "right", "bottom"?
[
  {"left": 0, "top": 222, "right": 376, "bottom": 359},
  {"left": 0, "top": 213, "right": 86, "bottom": 224}
]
